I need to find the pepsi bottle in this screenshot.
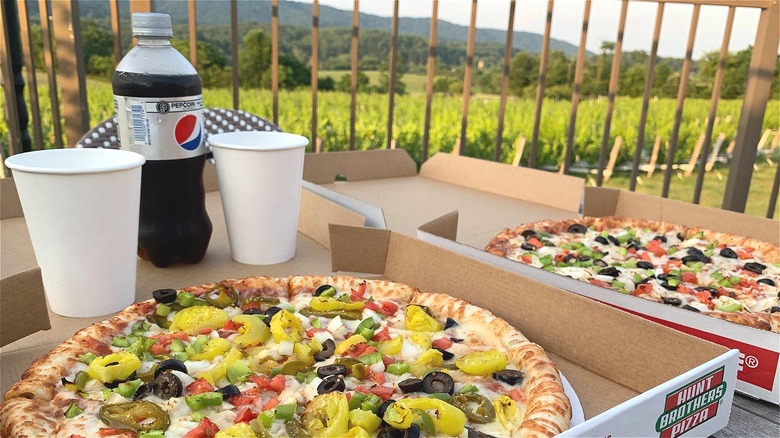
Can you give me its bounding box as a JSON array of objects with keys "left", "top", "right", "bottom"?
[{"left": 113, "top": 13, "right": 212, "bottom": 267}]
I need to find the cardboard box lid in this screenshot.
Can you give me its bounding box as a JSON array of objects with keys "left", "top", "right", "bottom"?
[
  {"left": 330, "top": 224, "right": 728, "bottom": 398},
  {"left": 583, "top": 187, "right": 779, "bottom": 245},
  {"left": 1, "top": 269, "right": 50, "bottom": 346},
  {"left": 303, "top": 149, "right": 417, "bottom": 184}
]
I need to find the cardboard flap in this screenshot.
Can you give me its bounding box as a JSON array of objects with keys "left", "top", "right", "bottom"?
[
  {"left": 298, "top": 188, "right": 366, "bottom": 248},
  {"left": 418, "top": 210, "right": 458, "bottom": 241},
  {"left": 582, "top": 187, "right": 622, "bottom": 218},
  {"left": 419, "top": 153, "right": 583, "bottom": 212},
  {"left": 1, "top": 178, "right": 23, "bottom": 219},
  {"left": 303, "top": 150, "right": 417, "bottom": 184},
  {"left": 302, "top": 181, "right": 387, "bottom": 228},
  {"left": 1, "top": 268, "right": 50, "bottom": 346},
  {"left": 329, "top": 224, "right": 391, "bottom": 274}
]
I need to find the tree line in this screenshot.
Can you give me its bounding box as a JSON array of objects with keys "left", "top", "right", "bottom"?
[{"left": 30, "top": 20, "right": 780, "bottom": 99}]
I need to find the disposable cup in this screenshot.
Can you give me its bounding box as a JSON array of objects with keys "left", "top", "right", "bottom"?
[
  {"left": 5, "top": 148, "right": 145, "bottom": 317},
  {"left": 208, "top": 132, "right": 308, "bottom": 265}
]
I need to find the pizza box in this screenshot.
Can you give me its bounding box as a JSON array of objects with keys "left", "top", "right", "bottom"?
[
  {"left": 0, "top": 163, "right": 375, "bottom": 394},
  {"left": 329, "top": 223, "right": 739, "bottom": 437},
  {"left": 303, "top": 150, "right": 584, "bottom": 245},
  {"left": 416, "top": 201, "right": 780, "bottom": 404}
]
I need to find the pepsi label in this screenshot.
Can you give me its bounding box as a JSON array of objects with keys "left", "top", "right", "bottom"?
[{"left": 114, "top": 94, "right": 205, "bottom": 160}]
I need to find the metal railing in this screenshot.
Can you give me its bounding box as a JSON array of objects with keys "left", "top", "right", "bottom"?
[{"left": 1, "top": 0, "right": 779, "bottom": 217}]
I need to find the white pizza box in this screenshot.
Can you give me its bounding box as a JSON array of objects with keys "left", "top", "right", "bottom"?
[
  {"left": 416, "top": 204, "right": 780, "bottom": 404},
  {"left": 330, "top": 223, "right": 739, "bottom": 437},
  {"left": 0, "top": 165, "right": 375, "bottom": 394}
]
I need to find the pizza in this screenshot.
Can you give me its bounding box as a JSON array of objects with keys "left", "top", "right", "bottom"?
[
  {"left": 486, "top": 216, "right": 780, "bottom": 333},
  {"left": 0, "top": 275, "right": 571, "bottom": 437}
]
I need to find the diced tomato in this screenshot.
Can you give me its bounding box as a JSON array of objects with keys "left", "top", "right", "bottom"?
[
  {"left": 350, "top": 282, "right": 367, "bottom": 301},
  {"left": 520, "top": 254, "right": 532, "bottom": 264},
  {"left": 306, "top": 328, "right": 328, "bottom": 338},
  {"left": 356, "top": 385, "right": 396, "bottom": 401},
  {"left": 741, "top": 269, "right": 758, "bottom": 278},
  {"left": 262, "top": 397, "right": 280, "bottom": 412},
  {"left": 667, "top": 259, "right": 682, "bottom": 268},
  {"left": 633, "top": 283, "right": 654, "bottom": 297},
  {"left": 217, "top": 329, "right": 237, "bottom": 338},
  {"left": 149, "top": 331, "right": 189, "bottom": 347},
  {"left": 149, "top": 343, "right": 169, "bottom": 355},
  {"left": 527, "top": 237, "right": 543, "bottom": 249},
  {"left": 627, "top": 246, "right": 637, "bottom": 254},
  {"left": 507, "top": 389, "right": 526, "bottom": 403},
  {"left": 223, "top": 320, "right": 239, "bottom": 331},
  {"left": 187, "top": 378, "right": 215, "bottom": 395},
  {"left": 677, "top": 285, "right": 696, "bottom": 295},
  {"left": 183, "top": 418, "right": 220, "bottom": 438},
  {"left": 373, "top": 328, "right": 391, "bottom": 342},
  {"left": 98, "top": 429, "right": 136, "bottom": 438},
  {"left": 589, "top": 278, "right": 610, "bottom": 288},
  {"left": 234, "top": 406, "right": 258, "bottom": 424},
  {"left": 373, "top": 372, "right": 386, "bottom": 385},
  {"left": 431, "top": 337, "right": 453, "bottom": 350},
  {"left": 240, "top": 301, "right": 264, "bottom": 312},
  {"left": 681, "top": 271, "right": 698, "bottom": 284},
  {"left": 739, "top": 277, "right": 759, "bottom": 289},
  {"left": 229, "top": 388, "right": 260, "bottom": 406},
  {"left": 381, "top": 301, "right": 399, "bottom": 315},
  {"left": 382, "top": 356, "right": 396, "bottom": 368},
  {"left": 638, "top": 252, "right": 652, "bottom": 262},
  {"left": 248, "top": 375, "right": 272, "bottom": 390},
  {"left": 737, "top": 250, "right": 752, "bottom": 260},
  {"left": 646, "top": 240, "right": 666, "bottom": 257},
  {"left": 347, "top": 344, "right": 377, "bottom": 358},
  {"left": 554, "top": 253, "right": 567, "bottom": 264},
  {"left": 363, "top": 301, "right": 384, "bottom": 315},
  {"left": 717, "top": 287, "right": 731, "bottom": 297},
  {"left": 695, "top": 291, "right": 714, "bottom": 309},
  {"left": 199, "top": 328, "right": 212, "bottom": 335},
  {"left": 269, "top": 374, "right": 286, "bottom": 393},
  {"left": 69, "top": 435, "right": 87, "bottom": 438}
]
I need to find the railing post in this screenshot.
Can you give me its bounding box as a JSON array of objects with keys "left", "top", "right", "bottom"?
[
  {"left": 129, "top": 1, "right": 154, "bottom": 14},
  {"left": 0, "top": 0, "right": 25, "bottom": 162},
  {"left": 231, "top": 0, "right": 239, "bottom": 110},
  {"left": 110, "top": 0, "right": 122, "bottom": 65},
  {"left": 51, "top": 0, "right": 89, "bottom": 148},
  {"left": 386, "top": 0, "right": 399, "bottom": 150},
  {"left": 722, "top": 0, "right": 780, "bottom": 212},
  {"left": 188, "top": 0, "right": 198, "bottom": 68}
]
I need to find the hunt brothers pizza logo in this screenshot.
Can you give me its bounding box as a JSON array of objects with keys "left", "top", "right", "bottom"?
[{"left": 655, "top": 367, "right": 727, "bottom": 438}]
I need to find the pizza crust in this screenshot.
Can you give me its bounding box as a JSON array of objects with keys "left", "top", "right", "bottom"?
[
  {"left": 288, "top": 275, "right": 419, "bottom": 303},
  {"left": 412, "top": 292, "right": 571, "bottom": 437}
]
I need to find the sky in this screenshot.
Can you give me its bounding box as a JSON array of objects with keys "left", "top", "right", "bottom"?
[{"left": 296, "top": 0, "right": 763, "bottom": 59}]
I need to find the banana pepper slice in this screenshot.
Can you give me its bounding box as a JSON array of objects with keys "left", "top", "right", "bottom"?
[
  {"left": 232, "top": 314, "right": 272, "bottom": 348},
  {"left": 270, "top": 310, "right": 304, "bottom": 343},
  {"left": 87, "top": 352, "right": 141, "bottom": 383},
  {"left": 394, "top": 397, "right": 466, "bottom": 436},
  {"left": 405, "top": 305, "right": 443, "bottom": 332},
  {"left": 169, "top": 306, "right": 229, "bottom": 335},
  {"left": 494, "top": 395, "right": 518, "bottom": 430},
  {"left": 303, "top": 392, "right": 350, "bottom": 437},
  {"left": 382, "top": 403, "right": 414, "bottom": 430},
  {"left": 377, "top": 336, "right": 404, "bottom": 355},
  {"left": 335, "top": 335, "right": 367, "bottom": 355},
  {"left": 189, "top": 338, "right": 231, "bottom": 361},
  {"left": 455, "top": 350, "right": 508, "bottom": 376},
  {"left": 310, "top": 297, "right": 365, "bottom": 312}
]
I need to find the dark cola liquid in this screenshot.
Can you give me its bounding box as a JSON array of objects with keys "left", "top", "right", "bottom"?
[{"left": 113, "top": 71, "right": 212, "bottom": 267}]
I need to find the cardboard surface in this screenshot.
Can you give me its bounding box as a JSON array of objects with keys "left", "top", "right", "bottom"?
[
  {"left": 303, "top": 149, "right": 417, "bottom": 184},
  {"left": 0, "top": 177, "right": 23, "bottom": 219},
  {"left": 0, "top": 269, "right": 49, "bottom": 346},
  {"left": 330, "top": 224, "right": 738, "bottom": 436}
]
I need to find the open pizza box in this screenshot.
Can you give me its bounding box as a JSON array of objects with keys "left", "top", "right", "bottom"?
[
  {"left": 415, "top": 188, "right": 780, "bottom": 404},
  {"left": 0, "top": 164, "right": 380, "bottom": 394},
  {"left": 329, "top": 223, "right": 739, "bottom": 437}
]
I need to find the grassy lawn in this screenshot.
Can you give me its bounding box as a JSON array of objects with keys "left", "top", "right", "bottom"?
[
  {"left": 602, "top": 159, "right": 778, "bottom": 219},
  {"left": 319, "top": 70, "right": 429, "bottom": 93}
]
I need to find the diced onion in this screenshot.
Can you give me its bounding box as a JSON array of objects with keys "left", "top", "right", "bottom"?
[
  {"left": 370, "top": 361, "right": 385, "bottom": 373},
  {"left": 171, "top": 370, "right": 195, "bottom": 388},
  {"left": 313, "top": 331, "right": 335, "bottom": 345},
  {"left": 327, "top": 316, "right": 344, "bottom": 332},
  {"left": 278, "top": 340, "right": 294, "bottom": 356}
]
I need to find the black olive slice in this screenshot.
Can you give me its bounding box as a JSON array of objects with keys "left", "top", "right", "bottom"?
[
  {"left": 578, "top": 255, "right": 591, "bottom": 262},
  {"left": 444, "top": 318, "right": 458, "bottom": 329},
  {"left": 677, "top": 233, "right": 686, "bottom": 241},
  {"left": 695, "top": 286, "right": 718, "bottom": 298},
  {"left": 681, "top": 255, "right": 701, "bottom": 265},
  {"left": 467, "top": 427, "right": 497, "bottom": 438},
  {"left": 567, "top": 223, "right": 587, "bottom": 234},
  {"left": 607, "top": 235, "right": 619, "bottom": 246},
  {"left": 686, "top": 247, "right": 704, "bottom": 256},
  {"left": 541, "top": 240, "right": 555, "bottom": 247},
  {"left": 317, "top": 375, "right": 345, "bottom": 394},
  {"left": 660, "top": 282, "right": 678, "bottom": 291},
  {"left": 520, "top": 242, "right": 536, "bottom": 251},
  {"left": 653, "top": 235, "right": 667, "bottom": 243},
  {"left": 315, "top": 284, "right": 336, "bottom": 296},
  {"left": 682, "top": 304, "right": 700, "bottom": 313},
  {"left": 377, "top": 399, "right": 396, "bottom": 419},
  {"left": 594, "top": 259, "right": 609, "bottom": 268},
  {"left": 314, "top": 339, "right": 336, "bottom": 361},
  {"left": 153, "top": 372, "right": 182, "bottom": 399},
  {"left": 770, "top": 306, "right": 780, "bottom": 314},
  {"left": 263, "top": 306, "right": 284, "bottom": 325},
  {"left": 133, "top": 382, "right": 156, "bottom": 400},
  {"left": 433, "top": 347, "right": 454, "bottom": 361},
  {"left": 243, "top": 308, "right": 264, "bottom": 315},
  {"left": 216, "top": 384, "right": 241, "bottom": 398},
  {"left": 656, "top": 273, "right": 675, "bottom": 281},
  {"left": 493, "top": 369, "right": 524, "bottom": 386},
  {"left": 627, "top": 242, "right": 643, "bottom": 252},
  {"left": 637, "top": 276, "right": 654, "bottom": 285},
  {"left": 719, "top": 248, "right": 738, "bottom": 259},
  {"left": 636, "top": 261, "right": 654, "bottom": 270},
  {"left": 450, "top": 337, "right": 464, "bottom": 343},
  {"left": 154, "top": 359, "right": 187, "bottom": 379},
  {"left": 594, "top": 236, "right": 609, "bottom": 245},
  {"left": 597, "top": 267, "right": 620, "bottom": 277},
  {"left": 378, "top": 424, "right": 420, "bottom": 438},
  {"left": 520, "top": 229, "right": 537, "bottom": 239},
  {"left": 398, "top": 378, "right": 423, "bottom": 393},
  {"left": 743, "top": 262, "right": 767, "bottom": 275},
  {"left": 757, "top": 278, "right": 776, "bottom": 287},
  {"left": 152, "top": 288, "right": 177, "bottom": 304},
  {"left": 317, "top": 364, "right": 348, "bottom": 378},
  {"left": 421, "top": 371, "right": 454, "bottom": 395},
  {"left": 563, "top": 254, "right": 577, "bottom": 264},
  {"left": 661, "top": 297, "right": 682, "bottom": 306}
]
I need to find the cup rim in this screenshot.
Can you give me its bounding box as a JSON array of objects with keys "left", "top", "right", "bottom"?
[
  {"left": 208, "top": 132, "right": 309, "bottom": 152},
  {"left": 4, "top": 148, "right": 146, "bottom": 175}
]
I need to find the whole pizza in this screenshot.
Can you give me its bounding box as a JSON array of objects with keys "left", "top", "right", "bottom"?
[
  {"left": 0, "top": 276, "right": 571, "bottom": 437},
  {"left": 486, "top": 216, "right": 780, "bottom": 333}
]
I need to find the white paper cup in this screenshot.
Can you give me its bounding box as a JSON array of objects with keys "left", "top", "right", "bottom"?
[
  {"left": 5, "top": 148, "right": 145, "bottom": 317},
  {"left": 209, "top": 132, "right": 308, "bottom": 265}
]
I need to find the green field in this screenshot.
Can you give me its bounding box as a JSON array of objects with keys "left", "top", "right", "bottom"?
[
  {"left": 2, "top": 77, "right": 778, "bottom": 218},
  {"left": 319, "top": 70, "right": 429, "bottom": 94}
]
